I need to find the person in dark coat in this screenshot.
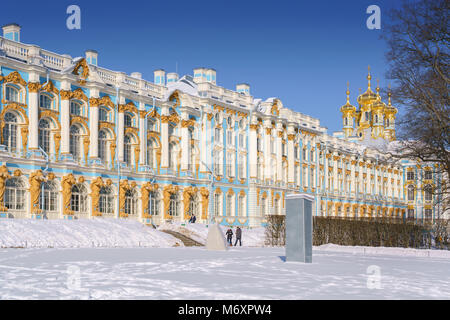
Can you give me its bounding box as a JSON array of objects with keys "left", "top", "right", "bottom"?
[
  {"left": 234, "top": 226, "right": 242, "bottom": 246},
  {"left": 225, "top": 228, "right": 233, "bottom": 246},
  {"left": 189, "top": 214, "right": 196, "bottom": 223}
]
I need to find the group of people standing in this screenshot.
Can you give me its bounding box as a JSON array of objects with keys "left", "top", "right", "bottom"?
[{"left": 225, "top": 226, "right": 242, "bottom": 247}]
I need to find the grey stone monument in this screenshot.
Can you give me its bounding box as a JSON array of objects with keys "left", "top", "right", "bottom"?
[{"left": 285, "top": 193, "right": 314, "bottom": 263}]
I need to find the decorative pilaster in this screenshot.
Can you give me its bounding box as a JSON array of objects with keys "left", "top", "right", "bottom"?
[{"left": 60, "top": 86, "right": 71, "bottom": 158}]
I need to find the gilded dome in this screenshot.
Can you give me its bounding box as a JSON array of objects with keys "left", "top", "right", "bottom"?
[
  {"left": 371, "top": 86, "right": 386, "bottom": 110},
  {"left": 340, "top": 86, "right": 356, "bottom": 113},
  {"left": 357, "top": 72, "right": 377, "bottom": 106}
]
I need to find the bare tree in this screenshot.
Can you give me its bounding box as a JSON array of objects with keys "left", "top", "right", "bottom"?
[{"left": 383, "top": 0, "right": 450, "bottom": 215}]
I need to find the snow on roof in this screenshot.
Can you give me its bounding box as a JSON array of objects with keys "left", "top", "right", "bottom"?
[{"left": 164, "top": 75, "right": 198, "bottom": 100}]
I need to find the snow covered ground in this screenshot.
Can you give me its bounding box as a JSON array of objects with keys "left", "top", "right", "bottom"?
[
  {"left": 0, "top": 246, "right": 449, "bottom": 300},
  {"left": 0, "top": 218, "right": 182, "bottom": 248},
  {"left": 1, "top": 218, "right": 449, "bottom": 299}
]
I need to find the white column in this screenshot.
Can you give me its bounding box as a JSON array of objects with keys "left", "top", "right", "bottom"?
[
  {"left": 139, "top": 103, "right": 146, "bottom": 166},
  {"left": 249, "top": 122, "right": 257, "bottom": 178},
  {"left": 276, "top": 124, "right": 282, "bottom": 182},
  {"left": 160, "top": 105, "right": 169, "bottom": 168},
  {"left": 263, "top": 121, "right": 271, "bottom": 181},
  {"left": 28, "top": 92, "right": 39, "bottom": 150},
  {"left": 28, "top": 73, "right": 40, "bottom": 151},
  {"left": 59, "top": 81, "right": 71, "bottom": 157},
  {"left": 180, "top": 110, "right": 189, "bottom": 171},
  {"left": 287, "top": 128, "right": 294, "bottom": 183},
  {"left": 89, "top": 90, "right": 99, "bottom": 160},
  {"left": 200, "top": 111, "right": 207, "bottom": 172},
  {"left": 118, "top": 112, "right": 124, "bottom": 162}
]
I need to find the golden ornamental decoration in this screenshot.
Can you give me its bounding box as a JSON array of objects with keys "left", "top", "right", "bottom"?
[
  {"left": 200, "top": 187, "right": 209, "bottom": 220},
  {"left": 83, "top": 137, "right": 90, "bottom": 163},
  {"left": 29, "top": 170, "right": 46, "bottom": 214},
  {"left": 13, "top": 169, "right": 22, "bottom": 177},
  {"left": 249, "top": 124, "right": 259, "bottom": 131},
  {"left": 54, "top": 133, "right": 61, "bottom": 156},
  {"left": 89, "top": 97, "right": 100, "bottom": 107},
  {"left": 21, "top": 127, "right": 28, "bottom": 154},
  {"left": 39, "top": 109, "right": 61, "bottom": 129},
  {"left": 60, "top": 90, "right": 72, "bottom": 101},
  {"left": 0, "top": 166, "right": 11, "bottom": 212},
  {"left": 265, "top": 128, "right": 272, "bottom": 135},
  {"left": 27, "top": 82, "right": 41, "bottom": 93},
  {"left": 207, "top": 113, "right": 214, "bottom": 121},
  {"left": 3, "top": 71, "right": 27, "bottom": 86},
  {"left": 147, "top": 108, "right": 160, "bottom": 119},
  {"left": 118, "top": 101, "right": 138, "bottom": 114},
  {"left": 134, "top": 146, "right": 140, "bottom": 171},
  {"left": 41, "top": 80, "right": 59, "bottom": 95},
  {"left": 161, "top": 112, "right": 180, "bottom": 124},
  {"left": 110, "top": 142, "right": 116, "bottom": 164},
  {"left": 169, "top": 91, "right": 181, "bottom": 108},
  {"left": 62, "top": 174, "right": 76, "bottom": 216},
  {"left": 183, "top": 186, "right": 197, "bottom": 220},
  {"left": 119, "top": 180, "right": 132, "bottom": 217},
  {"left": 90, "top": 177, "right": 105, "bottom": 216},
  {"left": 181, "top": 119, "right": 196, "bottom": 128},
  {"left": 139, "top": 110, "right": 147, "bottom": 119},
  {"left": 72, "top": 58, "right": 90, "bottom": 81},
  {"left": 72, "top": 88, "right": 88, "bottom": 102}
]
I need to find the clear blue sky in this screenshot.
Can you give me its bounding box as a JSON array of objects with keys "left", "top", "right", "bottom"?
[{"left": 1, "top": 0, "right": 400, "bottom": 133}]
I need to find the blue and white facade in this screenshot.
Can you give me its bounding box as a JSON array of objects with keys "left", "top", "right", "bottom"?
[{"left": 0, "top": 24, "right": 446, "bottom": 226}]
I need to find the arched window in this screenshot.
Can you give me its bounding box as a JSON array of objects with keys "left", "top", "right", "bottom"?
[
  {"left": 5, "top": 86, "right": 19, "bottom": 102},
  {"left": 3, "top": 112, "right": 18, "bottom": 152},
  {"left": 40, "top": 94, "right": 53, "bottom": 109},
  {"left": 214, "top": 192, "right": 222, "bottom": 217},
  {"left": 424, "top": 185, "right": 433, "bottom": 201},
  {"left": 408, "top": 185, "right": 415, "bottom": 201},
  {"left": 188, "top": 196, "right": 199, "bottom": 217},
  {"left": 169, "top": 124, "right": 176, "bottom": 136},
  {"left": 238, "top": 194, "right": 245, "bottom": 217},
  {"left": 99, "top": 107, "right": 110, "bottom": 122},
  {"left": 99, "top": 186, "right": 114, "bottom": 215},
  {"left": 40, "top": 181, "right": 58, "bottom": 212},
  {"left": 70, "top": 101, "right": 82, "bottom": 116},
  {"left": 169, "top": 193, "right": 180, "bottom": 216},
  {"left": 260, "top": 196, "right": 267, "bottom": 216},
  {"left": 70, "top": 125, "right": 82, "bottom": 161},
  {"left": 124, "top": 113, "right": 133, "bottom": 127},
  {"left": 125, "top": 189, "right": 138, "bottom": 216},
  {"left": 226, "top": 193, "right": 233, "bottom": 216},
  {"left": 148, "top": 191, "right": 159, "bottom": 216},
  {"left": 169, "top": 142, "right": 177, "bottom": 173},
  {"left": 98, "top": 130, "right": 109, "bottom": 164},
  {"left": 124, "top": 134, "right": 133, "bottom": 167},
  {"left": 5, "top": 178, "right": 25, "bottom": 211},
  {"left": 147, "top": 118, "right": 157, "bottom": 132},
  {"left": 147, "top": 138, "right": 156, "bottom": 169},
  {"left": 71, "top": 184, "right": 88, "bottom": 214},
  {"left": 38, "top": 119, "right": 51, "bottom": 154}
]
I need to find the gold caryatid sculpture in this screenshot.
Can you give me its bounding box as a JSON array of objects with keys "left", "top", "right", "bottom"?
[
  {"left": 90, "top": 177, "right": 105, "bottom": 216},
  {"left": 0, "top": 165, "right": 11, "bottom": 212},
  {"left": 62, "top": 174, "right": 76, "bottom": 215},
  {"left": 29, "top": 170, "right": 46, "bottom": 214}
]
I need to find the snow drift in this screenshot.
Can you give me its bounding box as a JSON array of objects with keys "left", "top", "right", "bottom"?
[{"left": 0, "top": 218, "right": 183, "bottom": 248}]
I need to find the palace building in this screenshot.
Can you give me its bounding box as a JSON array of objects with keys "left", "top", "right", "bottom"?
[{"left": 0, "top": 24, "right": 446, "bottom": 226}]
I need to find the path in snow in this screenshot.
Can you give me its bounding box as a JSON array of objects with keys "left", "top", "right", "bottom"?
[{"left": 0, "top": 246, "right": 448, "bottom": 299}]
